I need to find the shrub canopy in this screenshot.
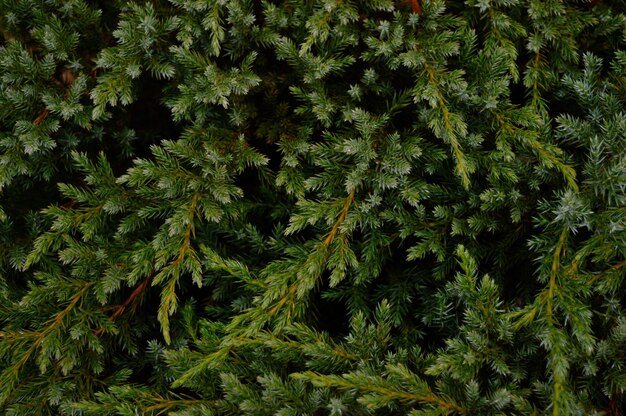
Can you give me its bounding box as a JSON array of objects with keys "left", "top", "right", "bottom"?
[{"left": 0, "top": 0, "right": 625, "bottom": 415}]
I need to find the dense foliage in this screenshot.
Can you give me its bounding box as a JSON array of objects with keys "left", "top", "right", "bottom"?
[{"left": 0, "top": 0, "right": 625, "bottom": 414}]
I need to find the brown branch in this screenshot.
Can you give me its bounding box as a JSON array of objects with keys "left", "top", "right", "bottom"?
[
  {"left": 110, "top": 274, "right": 152, "bottom": 322},
  {"left": 60, "top": 68, "right": 76, "bottom": 86},
  {"left": 94, "top": 273, "right": 153, "bottom": 337},
  {"left": 399, "top": 0, "right": 422, "bottom": 15},
  {"left": 409, "top": 0, "right": 422, "bottom": 15},
  {"left": 33, "top": 109, "right": 49, "bottom": 125}
]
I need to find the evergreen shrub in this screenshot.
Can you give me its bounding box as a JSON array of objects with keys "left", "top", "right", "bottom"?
[{"left": 0, "top": 0, "right": 625, "bottom": 414}]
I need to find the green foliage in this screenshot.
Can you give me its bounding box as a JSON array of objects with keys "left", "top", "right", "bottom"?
[{"left": 0, "top": 0, "right": 625, "bottom": 414}]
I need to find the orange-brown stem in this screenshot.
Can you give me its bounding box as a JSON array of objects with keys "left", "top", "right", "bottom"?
[
  {"left": 110, "top": 274, "right": 152, "bottom": 321},
  {"left": 95, "top": 273, "right": 153, "bottom": 336},
  {"left": 33, "top": 109, "right": 49, "bottom": 125},
  {"left": 399, "top": 0, "right": 422, "bottom": 15},
  {"left": 410, "top": 0, "right": 422, "bottom": 15}
]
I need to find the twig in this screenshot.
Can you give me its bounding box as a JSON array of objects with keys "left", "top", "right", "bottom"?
[
  {"left": 323, "top": 190, "right": 355, "bottom": 248},
  {"left": 33, "top": 109, "right": 49, "bottom": 125},
  {"left": 95, "top": 273, "right": 153, "bottom": 336}
]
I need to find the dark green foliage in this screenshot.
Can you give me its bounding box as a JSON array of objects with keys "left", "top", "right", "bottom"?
[{"left": 0, "top": 0, "right": 625, "bottom": 414}]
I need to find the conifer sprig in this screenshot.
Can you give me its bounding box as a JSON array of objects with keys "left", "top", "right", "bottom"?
[{"left": 0, "top": 0, "right": 624, "bottom": 415}]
